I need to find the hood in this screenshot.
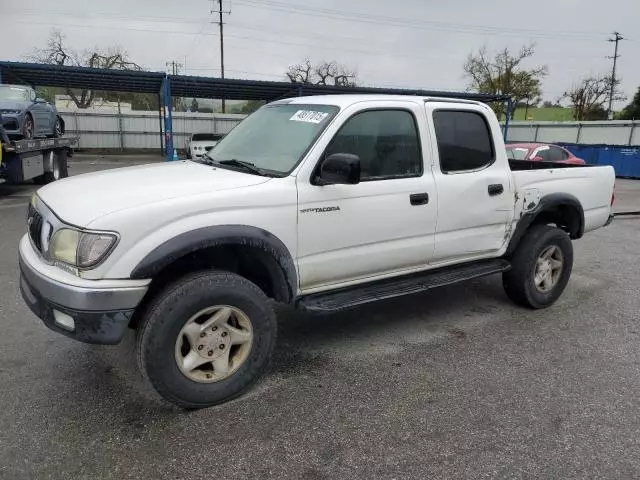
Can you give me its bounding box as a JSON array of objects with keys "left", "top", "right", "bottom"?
[
  {"left": 37, "top": 160, "right": 271, "bottom": 226},
  {"left": 0, "top": 100, "right": 30, "bottom": 112}
]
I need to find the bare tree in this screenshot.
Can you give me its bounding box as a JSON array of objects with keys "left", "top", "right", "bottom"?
[
  {"left": 30, "top": 31, "right": 142, "bottom": 108},
  {"left": 286, "top": 58, "right": 314, "bottom": 84},
  {"left": 464, "top": 44, "right": 547, "bottom": 119},
  {"left": 286, "top": 58, "right": 357, "bottom": 86},
  {"left": 563, "top": 74, "right": 626, "bottom": 120}
]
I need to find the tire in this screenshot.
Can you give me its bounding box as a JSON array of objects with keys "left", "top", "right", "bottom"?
[
  {"left": 22, "top": 113, "right": 34, "bottom": 139},
  {"left": 136, "top": 271, "right": 277, "bottom": 409},
  {"left": 502, "top": 225, "right": 573, "bottom": 309},
  {"left": 35, "top": 151, "right": 69, "bottom": 184},
  {"left": 53, "top": 117, "right": 63, "bottom": 138}
]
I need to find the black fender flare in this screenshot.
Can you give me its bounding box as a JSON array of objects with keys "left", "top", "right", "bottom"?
[
  {"left": 506, "top": 193, "right": 584, "bottom": 256},
  {"left": 130, "top": 225, "right": 297, "bottom": 300}
]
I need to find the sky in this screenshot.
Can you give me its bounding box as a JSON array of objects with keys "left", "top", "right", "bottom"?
[{"left": 2, "top": 0, "right": 639, "bottom": 108}]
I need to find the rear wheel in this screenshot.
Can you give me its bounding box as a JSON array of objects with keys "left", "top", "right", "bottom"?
[
  {"left": 22, "top": 114, "right": 34, "bottom": 139},
  {"left": 34, "top": 151, "right": 69, "bottom": 185},
  {"left": 136, "top": 271, "right": 277, "bottom": 409},
  {"left": 503, "top": 225, "right": 573, "bottom": 309}
]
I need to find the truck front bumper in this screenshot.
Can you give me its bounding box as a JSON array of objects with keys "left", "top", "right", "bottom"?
[{"left": 18, "top": 235, "right": 149, "bottom": 345}]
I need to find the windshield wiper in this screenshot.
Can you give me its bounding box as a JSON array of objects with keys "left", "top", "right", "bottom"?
[{"left": 215, "top": 159, "right": 273, "bottom": 176}]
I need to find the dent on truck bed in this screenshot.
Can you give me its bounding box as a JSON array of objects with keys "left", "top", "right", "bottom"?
[{"left": 130, "top": 225, "right": 298, "bottom": 298}]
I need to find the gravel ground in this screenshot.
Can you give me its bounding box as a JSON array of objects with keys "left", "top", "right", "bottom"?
[{"left": 1, "top": 156, "right": 639, "bottom": 479}]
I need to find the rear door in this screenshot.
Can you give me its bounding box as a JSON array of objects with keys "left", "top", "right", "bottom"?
[
  {"left": 427, "top": 103, "right": 514, "bottom": 264},
  {"left": 296, "top": 101, "right": 437, "bottom": 292}
]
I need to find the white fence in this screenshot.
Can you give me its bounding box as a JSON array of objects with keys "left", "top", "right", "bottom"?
[
  {"left": 58, "top": 109, "right": 247, "bottom": 151},
  {"left": 60, "top": 110, "right": 640, "bottom": 150},
  {"left": 506, "top": 120, "right": 640, "bottom": 146}
]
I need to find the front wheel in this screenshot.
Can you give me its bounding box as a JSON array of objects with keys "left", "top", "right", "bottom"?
[
  {"left": 22, "top": 114, "right": 34, "bottom": 139},
  {"left": 136, "top": 271, "right": 277, "bottom": 409},
  {"left": 53, "top": 117, "right": 63, "bottom": 138},
  {"left": 502, "top": 225, "right": 573, "bottom": 309}
]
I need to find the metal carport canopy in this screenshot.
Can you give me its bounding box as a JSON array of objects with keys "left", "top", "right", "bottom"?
[
  {"left": 0, "top": 61, "right": 165, "bottom": 93},
  {"left": 0, "top": 61, "right": 510, "bottom": 103},
  {"left": 0, "top": 61, "right": 513, "bottom": 159},
  {"left": 168, "top": 74, "right": 510, "bottom": 102}
]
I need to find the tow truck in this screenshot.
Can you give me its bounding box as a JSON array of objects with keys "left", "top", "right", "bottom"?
[{"left": 0, "top": 123, "right": 76, "bottom": 185}]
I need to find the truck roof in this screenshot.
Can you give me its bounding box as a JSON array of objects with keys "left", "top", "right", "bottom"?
[{"left": 280, "top": 94, "right": 485, "bottom": 108}]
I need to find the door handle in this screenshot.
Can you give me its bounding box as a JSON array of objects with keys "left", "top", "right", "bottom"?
[
  {"left": 410, "top": 193, "right": 429, "bottom": 206},
  {"left": 488, "top": 184, "right": 504, "bottom": 196}
]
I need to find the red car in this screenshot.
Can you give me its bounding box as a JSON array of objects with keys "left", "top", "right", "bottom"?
[{"left": 506, "top": 143, "right": 586, "bottom": 165}]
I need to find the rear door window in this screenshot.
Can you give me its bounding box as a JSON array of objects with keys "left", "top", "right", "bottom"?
[
  {"left": 548, "top": 146, "right": 566, "bottom": 162},
  {"left": 433, "top": 110, "right": 494, "bottom": 173},
  {"left": 535, "top": 147, "right": 551, "bottom": 161}
]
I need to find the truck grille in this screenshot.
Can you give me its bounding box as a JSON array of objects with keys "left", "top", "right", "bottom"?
[{"left": 27, "top": 203, "right": 44, "bottom": 252}]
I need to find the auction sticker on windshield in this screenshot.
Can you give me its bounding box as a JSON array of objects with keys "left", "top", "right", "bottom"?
[{"left": 289, "top": 110, "right": 329, "bottom": 123}]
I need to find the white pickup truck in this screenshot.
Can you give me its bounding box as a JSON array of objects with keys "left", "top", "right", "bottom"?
[{"left": 19, "top": 95, "right": 615, "bottom": 408}]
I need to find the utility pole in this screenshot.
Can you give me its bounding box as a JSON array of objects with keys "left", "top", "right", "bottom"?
[
  {"left": 211, "top": 0, "right": 230, "bottom": 113},
  {"left": 165, "top": 60, "right": 182, "bottom": 76},
  {"left": 165, "top": 61, "right": 183, "bottom": 110},
  {"left": 607, "top": 31, "right": 624, "bottom": 120}
]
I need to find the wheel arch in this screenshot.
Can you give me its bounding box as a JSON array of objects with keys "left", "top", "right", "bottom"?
[
  {"left": 130, "top": 225, "right": 297, "bottom": 303},
  {"left": 506, "top": 193, "right": 584, "bottom": 256}
]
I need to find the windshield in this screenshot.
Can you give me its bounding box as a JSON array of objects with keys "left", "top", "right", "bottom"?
[
  {"left": 0, "top": 85, "right": 31, "bottom": 101},
  {"left": 506, "top": 147, "right": 530, "bottom": 160},
  {"left": 207, "top": 103, "right": 339, "bottom": 174},
  {"left": 192, "top": 133, "right": 223, "bottom": 141}
]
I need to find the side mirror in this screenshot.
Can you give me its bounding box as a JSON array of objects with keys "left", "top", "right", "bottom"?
[
  {"left": 317, "top": 153, "right": 360, "bottom": 185},
  {"left": 532, "top": 155, "right": 544, "bottom": 162},
  {"left": 35, "top": 97, "right": 46, "bottom": 103}
]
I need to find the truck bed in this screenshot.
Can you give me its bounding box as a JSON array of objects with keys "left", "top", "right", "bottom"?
[{"left": 510, "top": 161, "right": 615, "bottom": 234}]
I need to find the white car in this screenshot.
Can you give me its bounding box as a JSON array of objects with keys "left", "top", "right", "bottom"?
[
  {"left": 19, "top": 95, "right": 615, "bottom": 409},
  {"left": 186, "top": 133, "right": 224, "bottom": 159}
]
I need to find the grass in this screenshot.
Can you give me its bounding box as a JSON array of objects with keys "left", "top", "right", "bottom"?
[{"left": 511, "top": 107, "right": 574, "bottom": 122}]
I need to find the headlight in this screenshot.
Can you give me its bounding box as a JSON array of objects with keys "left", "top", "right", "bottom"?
[
  {"left": 50, "top": 228, "right": 117, "bottom": 268},
  {"left": 0, "top": 109, "right": 22, "bottom": 114}
]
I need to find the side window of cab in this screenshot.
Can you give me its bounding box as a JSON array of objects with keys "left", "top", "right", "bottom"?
[{"left": 323, "top": 109, "right": 423, "bottom": 180}]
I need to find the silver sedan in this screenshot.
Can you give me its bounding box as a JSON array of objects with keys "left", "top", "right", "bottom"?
[{"left": 0, "top": 84, "right": 64, "bottom": 139}]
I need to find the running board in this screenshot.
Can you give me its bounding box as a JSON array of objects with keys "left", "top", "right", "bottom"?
[{"left": 298, "top": 259, "right": 511, "bottom": 313}]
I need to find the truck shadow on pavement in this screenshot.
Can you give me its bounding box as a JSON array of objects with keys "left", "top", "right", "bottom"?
[{"left": 46, "top": 276, "right": 513, "bottom": 414}]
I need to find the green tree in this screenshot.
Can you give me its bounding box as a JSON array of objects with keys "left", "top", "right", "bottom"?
[
  {"left": 619, "top": 86, "right": 640, "bottom": 120},
  {"left": 238, "top": 100, "right": 265, "bottom": 114},
  {"left": 463, "top": 44, "right": 547, "bottom": 119}
]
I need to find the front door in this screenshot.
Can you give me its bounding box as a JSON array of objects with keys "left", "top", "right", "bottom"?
[
  {"left": 296, "top": 105, "right": 437, "bottom": 292},
  {"left": 427, "top": 105, "right": 514, "bottom": 264}
]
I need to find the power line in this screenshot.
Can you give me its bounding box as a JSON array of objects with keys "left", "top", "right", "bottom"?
[
  {"left": 5, "top": 6, "right": 612, "bottom": 41},
  {"left": 233, "top": 0, "right": 610, "bottom": 40},
  {"left": 606, "top": 31, "right": 624, "bottom": 119}
]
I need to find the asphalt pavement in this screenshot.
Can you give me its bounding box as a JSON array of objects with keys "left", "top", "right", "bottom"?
[{"left": 1, "top": 155, "right": 639, "bottom": 479}]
